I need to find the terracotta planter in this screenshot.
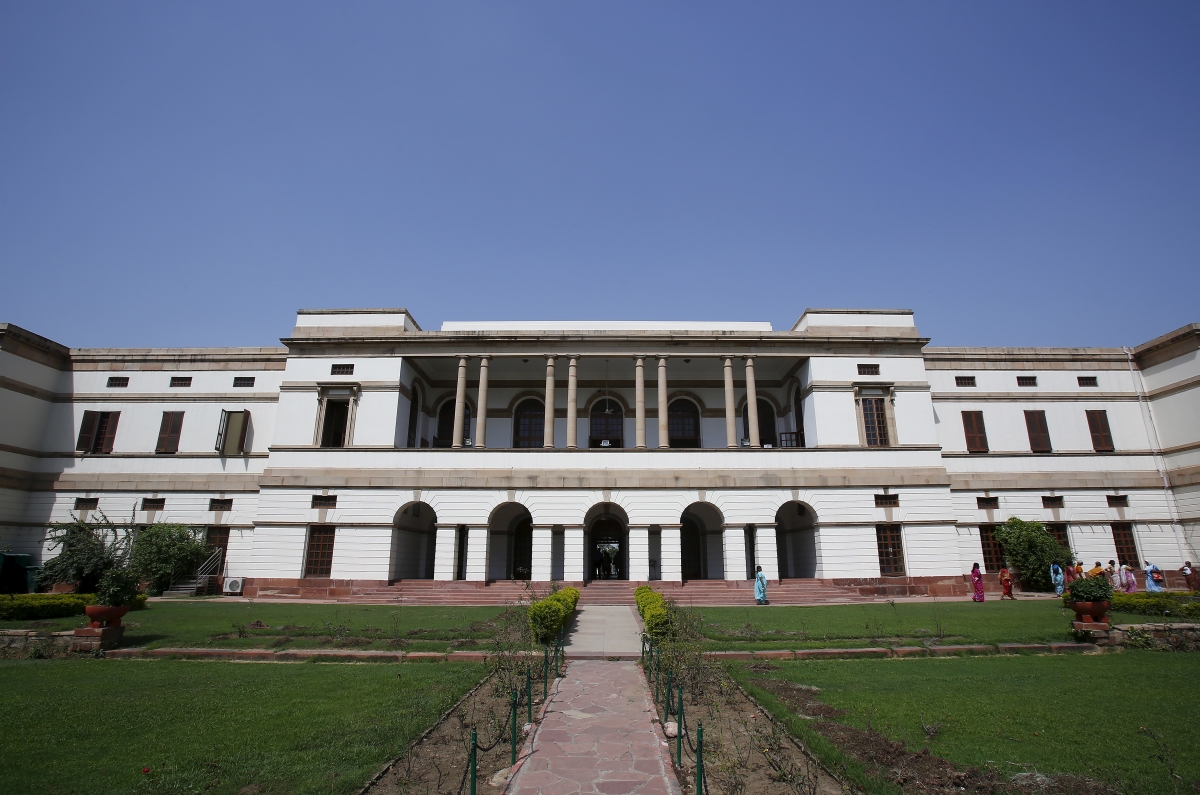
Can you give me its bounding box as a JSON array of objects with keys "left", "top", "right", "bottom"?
[
  {"left": 85, "top": 605, "right": 130, "bottom": 628},
  {"left": 1068, "top": 600, "right": 1111, "bottom": 624}
]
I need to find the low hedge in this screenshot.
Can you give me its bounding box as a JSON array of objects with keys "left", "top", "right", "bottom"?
[
  {"left": 634, "top": 586, "right": 670, "bottom": 638},
  {"left": 528, "top": 587, "right": 581, "bottom": 644},
  {"left": 1111, "top": 591, "right": 1200, "bottom": 619},
  {"left": 0, "top": 592, "right": 148, "bottom": 621}
]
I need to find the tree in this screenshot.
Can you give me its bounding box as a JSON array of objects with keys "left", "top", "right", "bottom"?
[
  {"left": 130, "top": 523, "right": 210, "bottom": 594},
  {"left": 35, "top": 514, "right": 129, "bottom": 593},
  {"left": 993, "top": 517, "right": 1074, "bottom": 592}
]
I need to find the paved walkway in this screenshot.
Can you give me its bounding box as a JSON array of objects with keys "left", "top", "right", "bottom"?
[
  {"left": 510, "top": 660, "right": 677, "bottom": 795},
  {"left": 563, "top": 606, "right": 643, "bottom": 658}
]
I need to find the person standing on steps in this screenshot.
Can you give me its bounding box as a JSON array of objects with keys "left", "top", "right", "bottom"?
[
  {"left": 1145, "top": 560, "right": 1166, "bottom": 593},
  {"left": 970, "top": 562, "right": 985, "bottom": 602},
  {"left": 1180, "top": 561, "right": 1197, "bottom": 592},
  {"left": 754, "top": 565, "right": 769, "bottom": 605}
]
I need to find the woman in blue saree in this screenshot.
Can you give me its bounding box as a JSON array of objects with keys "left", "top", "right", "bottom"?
[
  {"left": 755, "top": 565, "right": 768, "bottom": 605},
  {"left": 1050, "top": 563, "right": 1065, "bottom": 596},
  {"left": 1145, "top": 561, "right": 1166, "bottom": 593}
]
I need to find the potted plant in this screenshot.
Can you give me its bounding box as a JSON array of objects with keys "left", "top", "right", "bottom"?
[
  {"left": 1064, "top": 575, "right": 1114, "bottom": 623},
  {"left": 85, "top": 568, "right": 141, "bottom": 627}
]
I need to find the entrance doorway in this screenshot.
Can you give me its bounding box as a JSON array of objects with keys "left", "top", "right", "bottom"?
[{"left": 588, "top": 518, "right": 626, "bottom": 580}]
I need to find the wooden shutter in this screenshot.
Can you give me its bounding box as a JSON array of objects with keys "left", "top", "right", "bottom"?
[
  {"left": 237, "top": 410, "right": 250, "bottom": 453},
  {"left": 875, "top": 524, "right": 905, "bottom": 576},
  {"left": 156, "top": 412, "right": 184, "bottom": 454},
  {"left": 1111, "top": 523, "right": 1138, "bottom": 568},
  {"left": 979, "top": 524, "right": 1004, "bottom": 573},
  {"left": 962, "top": 411, "right": 988, "bottom": 453},
  {"left": 76, "top": 411, "right": 100, "bottom": 452},
  {"left": 215, "top": 410, "right": 229, "bottom": 453},
  {"left": 98, "top": 412, "right": 120, "bottom": 454},
  {"left": 1024, "top": 410, "right": 1052, "bottom": 453},
  {"left": 1087, "top": 410, "right": 1114, "bottom": 452},
  {"left": 304, "top": 525, "right": 336, "bottom": 578}
]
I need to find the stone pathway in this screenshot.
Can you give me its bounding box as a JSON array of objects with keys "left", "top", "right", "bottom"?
[
  {"left": 563, "top": 605, "right": 644, "bottom": 658},
  {"left": 509, "top": 660, "right": 677, "bottom": 795}
]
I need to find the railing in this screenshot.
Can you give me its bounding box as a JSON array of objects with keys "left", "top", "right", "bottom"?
[{"left": 196, "top": 548, "right": 225, "bottom": 578}]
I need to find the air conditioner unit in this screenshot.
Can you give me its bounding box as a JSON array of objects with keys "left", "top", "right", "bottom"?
[{"left": 223, "top": 577, "right": 245, "bottom": 595}]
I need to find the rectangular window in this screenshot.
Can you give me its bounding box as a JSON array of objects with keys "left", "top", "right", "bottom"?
[
  {"left": 233, "top": 376, "right": 255, "bottom": 388},
  {"left": 1111, "top": 523, "right": 1139, "bottom": 568},
  {"left": 141, "top": 497, "right": 165, "bottom": 511},
  {"left": 1017, "top": 376, "right": 1038, "bottom": 387},
  {"left": 874, "top": 494, "right": 899, "bottom": 508},
  {"left": 73, "top": 497, "right": 99, "bottom": 511},
  {"left": 1046, "top": 523, "right": 1071, "bottom": 552},
  {"left": 962, "top": 411, "right": 989, "bottom": 453},
  {"left": 977, "top": 496, "right": 999, "bottom": 509},
  {"left": 311, "top": 495, "right": 337, "bottom": 508},
  {"left": 875, "top": 524, "right": 905, "bottom": 576},
  {"left": 862, "top": 397, "right": 890, "bottom": 447},
  {"left": 155, "top": 411, "right": 185, "bottom": 454},
  {"left": 1107, "top": 495, "right": 1128, "bottom": 508},
  {"left": 1086, "top": 410, "right": 1114, "bottom": 452},
  {"left": 1024, "top": 410, "right": 1052, "bottom": 453},
  {"left": 209, "top": 498, "right": 233, "bottom": 512},
  {"left": 303, "top": 526, "right": 336, "bottom": 578},
  {"left": 320, "top": 400, "right": 350, "bottom": 447},
  {"left": 857, "top": 363, "right": 880, "bottom": 376},
  {"left": 979, "top": 524, "right": 1004, "bottom": 574},
  {"left": 330, "top": 364, "right": 354, "bottom": 375},
  {"left": 955, "top": 376, "right": 976, "bottom": 387},
  {"left": 170, "top": 376, "right": 192, "bottom": 388},
  {"left": 1042, "top": 495, "right": 1064, "bottom": 509},
  {"left": 106, "top": 376, "right": 129, "bottom": 388},
  {"left": 76, "top": 411, "right": 120, "bottom": 454},
  {"left": 1078, "top": 376, "right": 1098, "bottom": 387},
  {"left": 215, "top": 410, "right": 251, "bottom": 455}
]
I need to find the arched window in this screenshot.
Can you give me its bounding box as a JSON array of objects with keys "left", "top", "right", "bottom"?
[
  {"left": 742, "top": 398, "right": 778, "bottom": 446},
  {"left": 589, "top": 398, "right": 623, "bottom": 448},
  {"left": 406, "top": 385, "right": 421, "bottom": 448},
  {"left": 434, "top": 401, "right": 471, "bottom": 447},
  {"left": 512, "top": 399, "right": 545, "bottom": 448},
  {"left": 668, "top": 399, "right": 701, "bottom": 448}
]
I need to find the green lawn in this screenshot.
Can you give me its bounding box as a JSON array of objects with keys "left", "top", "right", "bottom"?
[
  {"left": 696, "top": 600, "right": 1155, "bottom": 649},
  {"left": 0, "top": 658, "right": 485, "bottom": 795},
  {"left": 0, "top": 601, "right": 506, "bottom": 651},
  {"left": 734, "top": 652, "right": 1200, "bottom": 790}
]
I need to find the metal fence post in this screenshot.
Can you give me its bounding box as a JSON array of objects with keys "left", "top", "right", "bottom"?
[
  {"left": 676, "top": 684, "right": 683, "bottom": 767},
  {"left": 696, "top": 722, "right": 704, "bottom": 795},
  {"left": 543, "top": 648, "right": 549, "bottom": 701},
  {"left": 526, "top": 666, "right": 533, "bottom": 724},
  {"left": 470, "top": 729, "right": 477, "bottom": 795},
  {"left": 511, "top": 689, "right": 518, "bottom": 767},
  {"left": 665, "top": 670, "right": 672, "bottom": 719}
]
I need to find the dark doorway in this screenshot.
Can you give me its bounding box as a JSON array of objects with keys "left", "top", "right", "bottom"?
[
  {"left": 512, "top": 516, "right": 533, "bottom": 580},
  {"left": 589, "top": 399, "right": 624, "bottom": 448},
  {"left": 681, "top": 517, "right": 705, "bottom": 579},
  {"left": 512, "top": 399, "right": 544, "bottom": 448},
  {"left": 668, "top": 399, "right": 701, "bottom": 448},
  {"left": 589, "top": 517, "right": 626, "bottom": 580},
  {"left": 435, "top": 401, "right": 471, "bottom": 447},
  {"left": 742, "top": 398, "right": 778, "bottom": 447}
]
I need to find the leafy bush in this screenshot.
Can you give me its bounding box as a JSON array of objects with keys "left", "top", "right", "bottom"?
[
  {"left": 550, "top": 587, "right": 580, "bottom": 611},
  {"left": 0, "top": 593, "right": 96, "bottom": 620},
  {"left": 993, "top": 517, "right": 1074, "bottom": 592},
  {"left": 130, "top": 523, "right": 210, "bottom": 595},
  {"left": 97, "top": 567, "right": 143, "bottom": 607},
  {"left": 34, "top": 516, "right": 129, "bottom": 593},
  {"left": 634, "top": 586, "right": 672, "bottom": 638},
  {"left": 528, "top": 597, "right": 569, "bottom": 644},
  {"left": 1064, "top": 575, "right": 1113, "bottom": 603},
  {"left": 1112, "top": 591, "right": 1200, "bottom": 619}
]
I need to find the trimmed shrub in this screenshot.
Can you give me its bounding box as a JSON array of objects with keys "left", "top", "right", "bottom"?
[
  {"left": 1112, "top": 591, "right": 1200, "bottom": 619},
  {"left": 1065, "top": 575, "right": 1114, "bottom": 603},
  {"left": 528, "top": 598, "right": 569, "bottom": 644},
  {"left": 0, "top": 593, "right": 96, "bottom": 621},
  {"left": 634, "top": 585, "right": 654, "bottom": 615},
  {"left": 633, "top": 586, "right": 672, "bottom": 638}
]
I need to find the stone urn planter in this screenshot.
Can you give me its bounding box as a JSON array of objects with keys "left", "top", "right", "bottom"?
[
  {"left": 85, "top": 605, "right": 130, "bottom": 628},
  {"left": 1068, "top": 600, "right": 1111, "bottom": 624}
]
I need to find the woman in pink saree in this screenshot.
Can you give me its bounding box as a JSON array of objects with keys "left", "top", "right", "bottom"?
[{"left": 970, "top": 562, "right": 986, "bottom": 602}]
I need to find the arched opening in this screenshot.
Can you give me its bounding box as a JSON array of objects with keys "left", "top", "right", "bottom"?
[
  {"left": 512, "top": 399, "right": 545, "bottom": 448},
  {"left": 487, "top": 502, "right": 534, "bottom": 580},
  {"left": 584, "top": 503, "right": 629, "bottom": 581},
  {"left": 680, "top": 502, "right": 724, "bottom": 580},
  {"left": 406, "top": 384, "right": 422, "bottom": 448},
  {"left": 668, "top": 399, "right": 701, "bottom": 448},
  {"left": 775, "top": 501, "right": 817, "bottom": 578},
  {"left": 589, "top": 398, "right": 624, "bottom": 448},
  {"left": 434, "top": 400, "right": 471, "bottom": 447},
  {"left": 392, "top": 501, "right": 437, "bottom": 580},
  {"left": 742, "top": 398, "right": 778, "bottom": 447}
]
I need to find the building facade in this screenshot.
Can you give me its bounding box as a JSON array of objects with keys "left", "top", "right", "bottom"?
[{"left": 2, "top": 308, "right": 1197, "bottom": 597}]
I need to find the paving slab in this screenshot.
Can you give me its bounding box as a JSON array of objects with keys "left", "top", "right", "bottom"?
[
  {"left": 509, "top": 660, "right": 678, "bottom": 795},
  {"left": 564, "top": 606, "right": 644, "bottom": 658}
]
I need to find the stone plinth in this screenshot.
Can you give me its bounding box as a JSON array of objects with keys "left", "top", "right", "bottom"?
[{"left": 72, "top": 626, "right": 124, "bottom": 652}]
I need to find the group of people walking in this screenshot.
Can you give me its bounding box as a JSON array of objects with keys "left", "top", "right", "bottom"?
[{"left": 968, "top": 558, "right": 1196, "bottom": 601}]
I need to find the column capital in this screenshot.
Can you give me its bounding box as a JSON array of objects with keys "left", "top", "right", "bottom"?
[
  {"left": 478, "top": 354, "right": 492, "bottom": 361},
  {"left": 657, "top": 354, "right": 669, "bottom": 360}
]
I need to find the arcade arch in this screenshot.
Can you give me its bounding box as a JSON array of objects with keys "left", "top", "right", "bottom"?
[
  {"left": 487, "top": 502, "right": 533, "bottom": 580},
  {"left": 584, "top": 502, "right": 629, "bottom": 580},
  {"left": 680, "top": 502, "right": 724, "bottom": 580},
  {"left": 392, "top": 501, "right": 437, "bottom": 580},
  {"left": 775, "top": 501, "right": 818, "bottom": 578}
]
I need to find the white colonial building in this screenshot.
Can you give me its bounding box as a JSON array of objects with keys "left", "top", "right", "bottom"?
[{"left": 1, "top": 308, "right": 1197, "bottom": 600}]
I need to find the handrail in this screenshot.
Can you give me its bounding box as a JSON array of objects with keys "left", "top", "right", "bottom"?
[{"left": 195, "top": 548, "right": 225, "bottom": 578}]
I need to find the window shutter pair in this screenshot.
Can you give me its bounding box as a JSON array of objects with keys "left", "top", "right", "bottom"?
[
  {"left": 961, "top": 411, "right": 989, "bottom": 453},
  {"left": 156, "top": 412, "right": 185, "bottom": 454},
  {"left": 1086, "top": 410, "right": 1114, "bottom": 452},
  {"left": 215, "top": 410, "right": 251, "bottom": 455},
  {"left": 76, "top": 411, "right": 120, "bottom": 454},
  {"left": 1024, "top": 410, "right": 1052, "bottom": 453}
]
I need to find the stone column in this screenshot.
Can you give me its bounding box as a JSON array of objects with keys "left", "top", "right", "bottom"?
[
  {"left": 657, "top": 356, "right": 669, "bottom": 448},
  {"left": 723, "top": 357, "right": 737, "bottom": 448},
  {"left": 745, "top": 357, "right": 761, "bottom": 448},
  {"left": 755, "top": 523, "right": 780, "bottom": 580},
  {"left": 627, "top": 526, "right": 650, "bottom": 581},
  {"left": 475, "top": 356, "right": 490, "bottom": 449},
  {"left": 566, "top": 356, "right": 579, "bottom": 449},
  {"left": 635, "top": 356, "right": 647, "bottom": 449},
  {"left": 531, "top": 525, "right": 553, "bottom": 581},
  {"left": 465, "top": 526, "right": 489, "bottom": 582},
  {"left": 433, "top": 524, "right": 458, "bottom": 581},
  {"left": 659, "top": 524, "right": 683, "bottom": 582},
  {"left": 543, "top": 356, "right": 556, "bottom": 448},
  {"left": 563, "top": 526, "right": 585, "bottom": 582},
  {"left": 722, "top": 525, "right": 747, "bottom": 581},
  {"left": 452, "top": 356, "right": 468, "bottom": 448}
]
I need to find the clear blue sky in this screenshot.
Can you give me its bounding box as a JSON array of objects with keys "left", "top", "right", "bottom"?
[{"left": 2, "top": 2, "right": 1197, "bottom": 349}]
